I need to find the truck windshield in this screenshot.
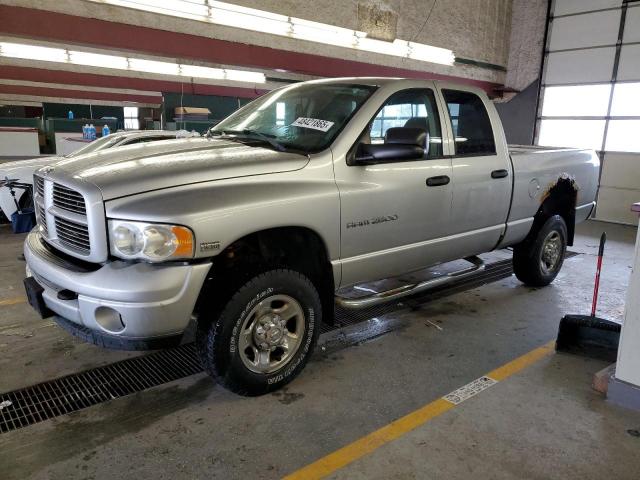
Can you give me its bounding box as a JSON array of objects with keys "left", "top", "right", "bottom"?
[{"left": 209, "top": 83, "right": 377, "bottom": 153}]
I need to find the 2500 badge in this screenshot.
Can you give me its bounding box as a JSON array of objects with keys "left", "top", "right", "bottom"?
[{"left": 346, "top": 214, "right": 398, "bottom": 229}]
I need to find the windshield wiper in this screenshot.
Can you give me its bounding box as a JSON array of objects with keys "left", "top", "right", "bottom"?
[{"left": 208, "top": 129, "right": 286, "bottom": 152}]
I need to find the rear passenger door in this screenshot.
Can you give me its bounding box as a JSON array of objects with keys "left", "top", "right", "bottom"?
[{"left": 438, "top": 86, "right": 512, "bottom": 256}]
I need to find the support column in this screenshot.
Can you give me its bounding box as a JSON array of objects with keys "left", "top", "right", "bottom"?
[{"left": 608, "top": 203, "right": 640, "bottom": 410}]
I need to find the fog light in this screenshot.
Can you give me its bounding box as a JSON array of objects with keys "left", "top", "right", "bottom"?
[{"left": 94, "top": 306, "right": 125, "bottom": 333}]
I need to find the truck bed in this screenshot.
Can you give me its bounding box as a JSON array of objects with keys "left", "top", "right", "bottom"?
[{"left": 506, "top": 144, "right": 600, "bottom": 230}]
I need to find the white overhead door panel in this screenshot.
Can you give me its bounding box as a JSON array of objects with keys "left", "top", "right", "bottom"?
[
  {"left": 595, "top": 186, "right": 640, "bottom": 224},
  {"left": 541, "top": 84, "right": 611, "bottom": 116},
  {"left": 549, "top": 10, "right": 621, "bottom": 50},
  {"left": 538, "top": 119, "right": 606, "bottom": 150},
  {"left": 618, "top": 44, "right": 640, "bottom": 81},
  {"left": 610, "top": 83, "right": 640, "bottom": 116},
  {"left": 605, "top": 120, "right": 640, "bottom": 153},
  {"left": 554, "top": 0, "right": 622, "bottom": 16},
  {"left": 545, "top": 48, "right": 615, "bottom": 84},
  {"left": 596, "top": 151, "right": 640, "bottom": 224},
  {"left": 623, "top": 6, "right": 640, "bottom": 43},
  {"left": 600, "top": 153, "right": 640, "bottom": 190}
]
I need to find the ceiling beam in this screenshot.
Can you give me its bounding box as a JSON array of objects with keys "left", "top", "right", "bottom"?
[
  {"left": 0, "top": 4, "right": 501, "bottom": 93},
  {"left": 0, "top": 84, "right": 162, "bottom": 105},
  {"left": 0, "top": 65, "right": 266, "bottom": 99}
]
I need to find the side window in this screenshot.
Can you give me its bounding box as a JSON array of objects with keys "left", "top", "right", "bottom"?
[
  {"left": 369, "top": 89, "right": 443, "bottom": 159},
  {"left": 442, "top": 90, "right": 496, "bottom": 156}
]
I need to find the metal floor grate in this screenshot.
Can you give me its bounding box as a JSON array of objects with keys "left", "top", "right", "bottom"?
[
  {"left": 0, "top": 253, "right": 577, "bottom": 433},
  {"left": 0, "top": 344, "right": 202, "bottom": 433}
]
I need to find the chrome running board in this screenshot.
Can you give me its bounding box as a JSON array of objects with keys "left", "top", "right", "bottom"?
[{"left": 335, "top": 256, "right": 485, "bottom": 310}]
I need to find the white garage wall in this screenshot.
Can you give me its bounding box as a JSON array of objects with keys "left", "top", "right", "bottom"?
[{"left": 536, "top": 0, "right": 640, "bottom": 225}]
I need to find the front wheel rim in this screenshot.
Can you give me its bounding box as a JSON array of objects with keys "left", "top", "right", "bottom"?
[
  {"left": 237, "top": 294, "right": 306, "bottom": 374},
  {"left": 540, "top": 231, "right": 563, "bottom": 275}
]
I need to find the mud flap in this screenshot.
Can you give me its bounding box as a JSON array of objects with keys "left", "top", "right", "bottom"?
[{"left": 23, "top": 276, "right": 54, "bottom": 319}]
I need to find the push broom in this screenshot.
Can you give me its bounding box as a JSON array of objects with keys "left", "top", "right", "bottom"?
[{"left": 556, "top": 232, "right": 621, "bottom": 362}]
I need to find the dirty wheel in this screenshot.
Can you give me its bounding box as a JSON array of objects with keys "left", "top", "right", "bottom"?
[
  {"left": 196, "top": 269, "right": 321, "bottom": 396},
  {"left": 513, "top": 215, "right": 567, "bottom": 287}
]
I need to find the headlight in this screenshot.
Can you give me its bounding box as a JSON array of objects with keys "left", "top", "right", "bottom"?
[{"left": 108, "top": 220, "right": 194, "bottom": 262}]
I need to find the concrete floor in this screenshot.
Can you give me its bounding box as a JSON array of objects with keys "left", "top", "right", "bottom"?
[{"left": 1, "top": 220, "right": 639, "bottom": 479}]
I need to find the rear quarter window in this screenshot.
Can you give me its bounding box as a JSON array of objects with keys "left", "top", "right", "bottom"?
[{"left": 442, "top": 90, "right": 496, "bottom": 156}]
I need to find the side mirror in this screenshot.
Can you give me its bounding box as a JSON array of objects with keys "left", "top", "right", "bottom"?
[{"left": 351, "top": 127, "right": 428, "bottom": 166}]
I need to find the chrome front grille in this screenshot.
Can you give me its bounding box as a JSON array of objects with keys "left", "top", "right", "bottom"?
[
  {"left": 34, "top": 176, "right": 45, "bottom": 198},
  {"left": 32, "top": 174, "right": 105, "bottom": 260},
  {"left": 54, "top": 217, "right": 91, "bottom": 254},
  {"left": 53, "top": 183, "right": 86, "bottom": 215},
  {"left": 35, "top": 202, "right": 48, "bottom": 237}
]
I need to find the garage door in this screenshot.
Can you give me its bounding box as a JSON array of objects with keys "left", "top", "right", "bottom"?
[{"left": 536, "top": 0, "right": 640, "bottom": 225}]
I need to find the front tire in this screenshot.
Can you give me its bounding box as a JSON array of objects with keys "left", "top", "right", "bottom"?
[
  {"left": 513, "top": 215, "right": 568, "bottom": 287},
  {"left": 196, "top": 269, "right": 321, "bottom": 396}
]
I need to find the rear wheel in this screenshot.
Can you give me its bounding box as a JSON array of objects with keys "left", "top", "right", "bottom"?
[
  {"left": 513, "top": 215, "right": 568, "bottom": 287},
  {"left": 196, "top": 269, "right": 321, "bottom": 396}
]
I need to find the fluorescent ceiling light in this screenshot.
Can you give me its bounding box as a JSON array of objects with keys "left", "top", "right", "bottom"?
[
  {"left": 69, "top": 50, "right": 129, "bottom": 69},
  {"left": 224, "top": 70, "right": 266, "bottom": 83},
  {"left": 87, "top": 0, "right": 455, "bottom": 66},
  {"left": 129, "top": 58, "right": 181, "bottom": 75},
  {"left": 0, "top": 42, "right": 67, "bottom": 62},
  {"left": 180, "top": 64, "right": 225, "bottom": 80},
  {"left": 0, "top": 41, "right": 265, "bottom": 84}
]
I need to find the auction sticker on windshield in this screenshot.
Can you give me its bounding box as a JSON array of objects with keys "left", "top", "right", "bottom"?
[{"left": 290, "top": 117, "right": 335, "bottom": 132}]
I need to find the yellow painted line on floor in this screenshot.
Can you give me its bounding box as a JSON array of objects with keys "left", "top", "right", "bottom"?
[
  {"left": 0, "top": 296, "right": 26, "bottom": 306},
  {"left": 282, "top": 340, "right": 556, "bottom": 480}
]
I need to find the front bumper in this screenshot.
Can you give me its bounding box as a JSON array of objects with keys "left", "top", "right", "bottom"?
[{"left": 24, "top": 230, "right": 211, "bottom": 348}]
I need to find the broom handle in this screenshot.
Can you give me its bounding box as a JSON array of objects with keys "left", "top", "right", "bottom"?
[
  {"left": 8, "top": 186, "right": 21, "bottom": 213},
  {"left": 591, "top": 232, "right": 606, "bottom": 317}
]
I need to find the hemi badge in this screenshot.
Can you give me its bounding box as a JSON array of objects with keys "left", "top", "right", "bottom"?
[{"left": 200, "top": 241, "right": 220, "bottom": 252}]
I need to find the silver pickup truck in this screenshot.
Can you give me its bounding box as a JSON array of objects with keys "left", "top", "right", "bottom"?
[{"left": 24, "top": 78, "right": 600, "bottom": 395}]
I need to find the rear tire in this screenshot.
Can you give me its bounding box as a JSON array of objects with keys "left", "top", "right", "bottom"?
[
  {"left": 196, "top": 269, "right": 321, "bottom": 396},
  {"left": 513, "top": 215, "right": 567, "bottom": 287}
]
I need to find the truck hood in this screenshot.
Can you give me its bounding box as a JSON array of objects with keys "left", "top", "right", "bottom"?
[
  {"left": 1, "top": 156, "right": 61, "bottom": 179},
  {"left": 50, "top": 137, "right": 309, "bottom": 200}
]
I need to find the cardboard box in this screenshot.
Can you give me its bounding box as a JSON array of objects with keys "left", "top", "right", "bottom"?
[{"left": 174, "top": 107, "right": 211, "bottom": 115}]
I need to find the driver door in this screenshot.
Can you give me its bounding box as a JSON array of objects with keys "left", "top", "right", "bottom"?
[{"left": 335, "top": 87, "right": 454, "bottom": 287}]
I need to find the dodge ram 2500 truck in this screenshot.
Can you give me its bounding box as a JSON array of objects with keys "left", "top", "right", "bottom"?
[{"left": 24, "top": 78, "right": 600, "bottom": 395}]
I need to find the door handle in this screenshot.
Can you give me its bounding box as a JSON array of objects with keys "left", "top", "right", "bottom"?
[
  {"left": 491, "top": 169, "right": 509, "bottom": 179},
  {"left": 426, "top": 175, "right": 450, "bottom": 187}
]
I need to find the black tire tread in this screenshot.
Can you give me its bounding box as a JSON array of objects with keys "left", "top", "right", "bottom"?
[
  {"left": 197, "top": 268, "right": 320, "bottom": 396},
  {"left": 513, "top": 214, "right": 567, "bottom": 287}
]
